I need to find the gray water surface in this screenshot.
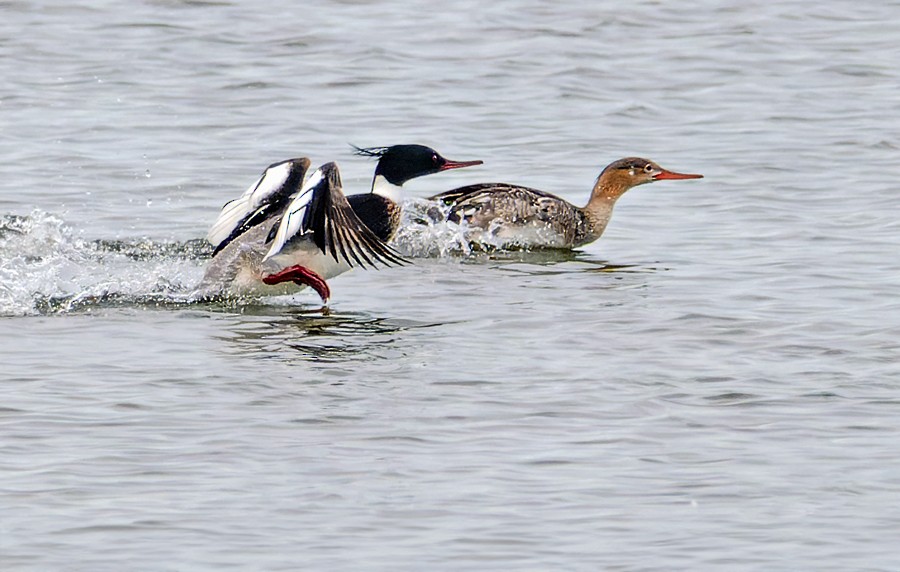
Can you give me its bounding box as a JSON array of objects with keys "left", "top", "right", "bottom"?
[{"left": 2, "top": 1, "right": 900, "bottom": 570}]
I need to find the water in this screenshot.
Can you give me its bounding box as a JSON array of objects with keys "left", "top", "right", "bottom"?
[{"left": 3, "top": 0, "right": 900, "bottom": 569}]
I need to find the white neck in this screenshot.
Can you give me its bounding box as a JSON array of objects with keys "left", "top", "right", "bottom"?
[{"left": 371, "top": 174, "right": 403, "bottom": 202}]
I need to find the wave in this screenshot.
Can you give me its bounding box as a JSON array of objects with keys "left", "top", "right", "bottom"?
[
  {"left": 391, "top": 198, "right": 477, "bottom": 257},
  {"left": 1, "top": 206, "right": 640, "bottom": 317},
  {"left": 394, "top": 198, "right": 583, "bottom": 256},
  {"left": 0, "top": 210, "right": 208, "bottom": 317}
]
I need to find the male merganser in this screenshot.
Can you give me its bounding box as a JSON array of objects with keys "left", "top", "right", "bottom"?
[
  {"left": 200, "top": 145, "right": 482, "bottom": 302},
  {"left": 200, "top": 160, "right": 404, "bottom": 302},
  {"left": 349, "top": 144, "right": 483, "bottom": 242},
  {"left": 430, "top": 157, "right": 703, "bottom": 250}
]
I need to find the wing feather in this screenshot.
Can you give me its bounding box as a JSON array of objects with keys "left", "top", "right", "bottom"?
[
  {"left": 207, "top": 157, "right": 310, "bottom": 255},
  {"left": 263, "top": 162, "right": 409, "bottom": 269}
]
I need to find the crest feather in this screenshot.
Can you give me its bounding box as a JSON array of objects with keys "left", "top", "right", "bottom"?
[{"left": 351, "top": 145, "right": 389, "bottom": 159}]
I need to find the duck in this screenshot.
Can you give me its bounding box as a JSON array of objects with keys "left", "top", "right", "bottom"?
[
  {"left": 430, "top": 157, "right": 703, "bottom": 250},
  {"left": 198, "top": 160, "right": 403, "bottom": 302},
  {"left": 199, "top": 145, "right": 482, "bottom": 302},
  {"left": 349, "top": 144, "right": 483, "bottom": 242}
]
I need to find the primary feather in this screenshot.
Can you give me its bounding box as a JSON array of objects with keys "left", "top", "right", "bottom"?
[
  {"left": 207, "top": 158, "right": 310, "bottom": 255},
  {"left": 262, "top": 162, "right": 407, "bottom": 268}
]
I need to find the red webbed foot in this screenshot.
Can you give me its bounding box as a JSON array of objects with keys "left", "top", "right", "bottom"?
[{"left": 262, "top": 265, "right": 331, "bottom": 302}]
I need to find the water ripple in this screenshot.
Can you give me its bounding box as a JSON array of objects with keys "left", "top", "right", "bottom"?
[{"left": 4, "top": 1, "right": 900, "bottom": 570}]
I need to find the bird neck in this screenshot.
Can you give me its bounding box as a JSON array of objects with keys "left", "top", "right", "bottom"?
[
  {"left": 579, "top": 174, "right": 631, "bottom": 245},
  {"left": 371, "top": 174, "right": 403, "bottom": 203},
  {"left": 589, "top": 169, "right": 634, "bottom": 203}
]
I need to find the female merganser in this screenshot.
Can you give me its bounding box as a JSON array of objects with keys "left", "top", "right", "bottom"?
[
  {"left": 430, "top": 157, "right": 703, "bottom": 250},
  {"left": 200, "top": 145, "right": 482, "bottom": 302}
]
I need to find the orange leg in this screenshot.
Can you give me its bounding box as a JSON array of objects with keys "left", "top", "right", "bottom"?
[{"left": 262, "top": 265, "right": 331, "bottom": 302}]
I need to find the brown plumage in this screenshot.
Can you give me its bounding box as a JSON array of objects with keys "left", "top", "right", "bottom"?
[{"left": 431, "top": 157, "right": 703, "bottom": 249}]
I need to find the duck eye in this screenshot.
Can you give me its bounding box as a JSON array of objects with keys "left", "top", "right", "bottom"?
[{"left": 643, "top": 164, "right": 653, "bottom": 173}]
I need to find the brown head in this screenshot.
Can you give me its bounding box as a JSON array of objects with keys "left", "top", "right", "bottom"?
[{"left": 590, "top": 157, "right": 703, "bottom": 202}]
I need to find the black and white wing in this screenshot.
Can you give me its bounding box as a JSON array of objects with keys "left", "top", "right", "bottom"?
[
  {"left": 207, "top": 157, "right": 310, "bottom": 256},
  {"left": 263, "top": 162, "right": 408, "bottom": 268}
]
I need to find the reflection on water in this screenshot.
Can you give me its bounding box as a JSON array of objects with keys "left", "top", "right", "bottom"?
[
  {"left": 502, "top": 252, "right": 647, "bottom": 271},
  {"left": 467, "top": 249, "right": 660, "bottom": 277},
  {"left": 215, "top": 307, "right": 447, "bottom": 363},
  {"left": 460, "top": 248, "right": 587, "bottom": 265}
]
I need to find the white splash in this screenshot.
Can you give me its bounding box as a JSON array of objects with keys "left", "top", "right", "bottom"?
[
  {"left": 0, "top": 210, "right": 206, "bottom": 316},
  {"left": 391, "top": 198, "right": 475, "bottom": 258},
  {"left": 392, "top": 198, "right": 564, "bottom": 256}
]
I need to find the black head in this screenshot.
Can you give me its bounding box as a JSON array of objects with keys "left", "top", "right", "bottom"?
[{"left": 353, "top": 144, "right": 482, "bottom": 186}]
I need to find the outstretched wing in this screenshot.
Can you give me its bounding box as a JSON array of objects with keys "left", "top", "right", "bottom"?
[
  {"left": 207, "top": 157, "right": 310, "bottom": 256},
  {"left": 263, "top": 162, "right": 408, "bottom": 268}
]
